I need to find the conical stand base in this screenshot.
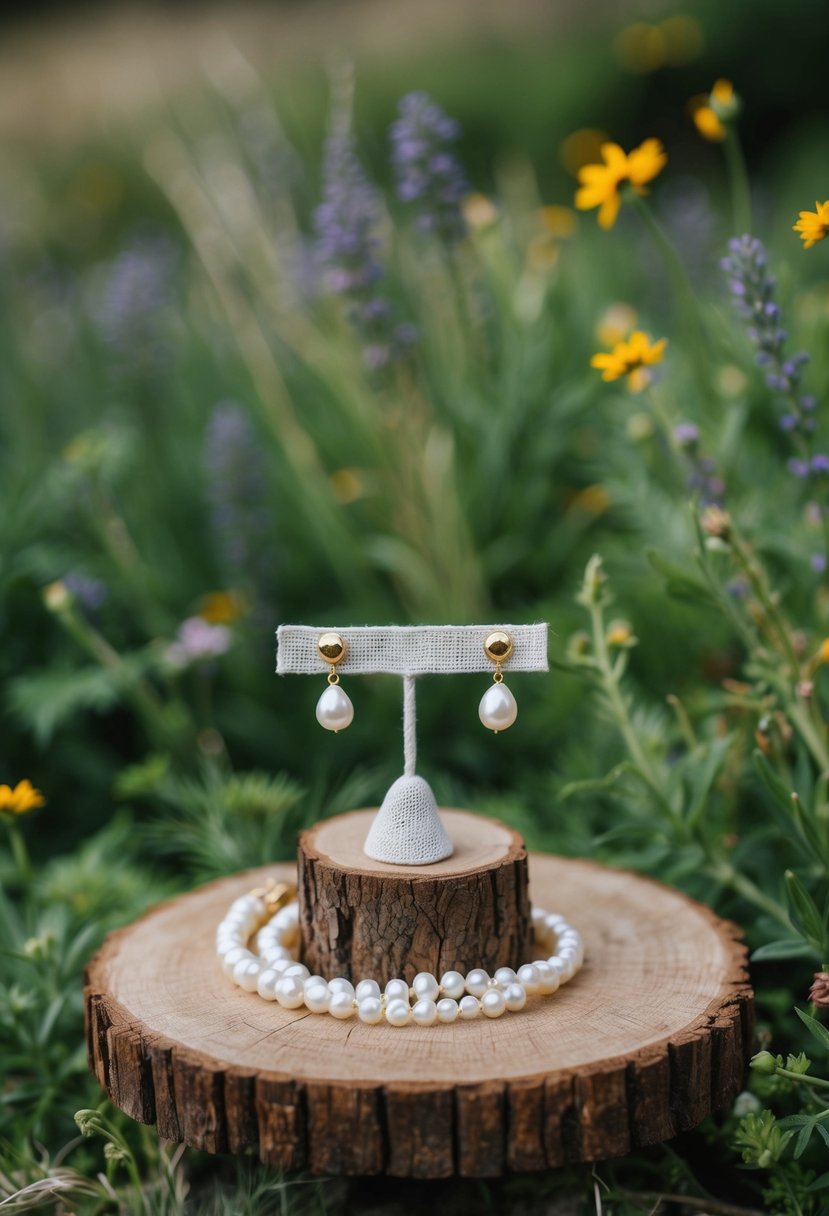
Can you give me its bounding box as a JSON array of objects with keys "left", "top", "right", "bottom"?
[{"left": 363, "top": 775, "right": 453, "bottom": 865}]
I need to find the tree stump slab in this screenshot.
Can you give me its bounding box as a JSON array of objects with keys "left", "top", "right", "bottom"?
[
  {"left": 298, "top": 810, "right": 533, "bottom": 983},
  {"left": 85, "top": 815, "right": 753, "bottom": 1178}
]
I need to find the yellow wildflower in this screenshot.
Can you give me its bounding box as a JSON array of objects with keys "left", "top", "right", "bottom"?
[
  {"left": 42, "top": 580, "right": 71, "bottom": 613},
  {"left": 606, "top": 620, "right": 636, "bottom": 648},
  {"left": 0, "top": 779, "right": 46, "bottom": 816},
  {"left": 330, "top": 467, "right": 364, "bottom": 504},
  {"left": 539, "top": 205, "right": 578, "bottom": 239},
  {"left": 691, "top": 80, "right": 738, "bottom": 142},
  {"left": 198, "top": 590, "right": 247, "bottom": 625},
  {"left": 793, "top": 201, "right": 829, "bottom": 250},
  {"left": 462, "top": 193, "right": 498, "bottom": 231},
  {"left": 569, "top": 484, "right": 610, "bottom": 517},
  {"left": 614, "top": 23, "right": 667, "bottom": 74},
  {"left": 590, "top": 330, "right": 667, "bottom": 391},
  {"left": 575, "top": 139, "right": 667, "bottom": 229},
  {"left": 817, "top": 638, "right": 829, "bottom": 665}
]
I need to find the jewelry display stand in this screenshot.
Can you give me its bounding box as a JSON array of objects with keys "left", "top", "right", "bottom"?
[
  {"left": 84, "top": 623, "right": 753, "bottom": 1176},
  {"left": 85, "top": 838, "right": 752, "bottom": 1176}
]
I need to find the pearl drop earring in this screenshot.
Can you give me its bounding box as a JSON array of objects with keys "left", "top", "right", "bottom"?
[
  {"left": 479, "top": 630, "right": 518, "bottom": 733},
  {"left": 315, "top": 632, "right": 354, "bottom": 732}
]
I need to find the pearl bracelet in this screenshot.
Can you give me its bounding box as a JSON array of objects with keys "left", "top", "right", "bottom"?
[{"left": 218, "top": 883, "right": 584, "bottom": 1026}]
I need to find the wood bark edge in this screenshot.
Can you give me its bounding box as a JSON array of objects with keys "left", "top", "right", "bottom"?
[{"left": 84, "top": 865, "right": 753, "bottom": 1178}]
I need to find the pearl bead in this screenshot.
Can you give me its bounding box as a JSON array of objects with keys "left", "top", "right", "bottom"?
[
  {"left": 494, "top": 967, "right": 517, "bottom": 986},
  {"left": 549, "top": 955, "right": 577, "bottom": 982},
  {"left": 412, "top": 999, "right": 438, "bottom": 1026},
  {"left": 412, "top": 972, "right": 440, "bottom": 1001},
  {"left": 303, "top": 974, "right": 327, "bottom": 993},
  {"left": 503, "top": 983, "right": 527, "bottom": 1012},
  {"left": 273, "top": 905, "right": 299, "bottom": 929},
  {"left": 275, "top": 976, "right": 305, "bottom": 1009},
  {"left": 222, "top": 946, "right": 251, "bottom": 975},
  {"left": 355, "top": 979, "right": 381, "bottom": 1002},
  {"left": 328, "top": 978, "right": 355, "bottom": 998},
  {"left": 385, "top": 978, "right": 410, "bottom": 1002},
  {"left": 233, "top": 957, "right": 263, "bottom": 991},
  {"left": 256, "top": 968, "right": 281, "bottom": 1001},
  {"left": 439, "top": 970, "right": 465, "bottom": 1000},
  {"left": 329, "top": 992, "right": 356, "bottom": 1019},
  {"left": 517, "top": 964, "right": 541, "bottom": 994},
  {"left": 481, "top": 989, "right": 507, "bottom": 1018},
  {"left": 459, "top": 995, "right": 480, "bottom": 1020},
  {"left": 268, "top": 958, "right": 293, "bottom": 976},
  {"left": 436, "top": 998, "right": 459, "bottom": 1023},
  {"left": 315, "top": 684, "right": 354, "bottom": 732},
  {"left": 465, "top": 969, "right": 489, "bottom": 997},
  {"left": 385, "top": 999, "right": 411, "bottom": 1027},
  {"left": 531, "top": 906, "right": 546, "bottom": 926},
  {"left": 478, "top": 682, "right": 517, "bottom": 732},
  {"left": 532, "top": 960, "right": 560, "bottom": 994},
  {"left": 230, "top": 895, "right": 263, "bottom": 916},
  {"left": 284, "top": 963, "right": 310, "bottom": 981},
  {"left": 261, "top": 945, "right": 291, "bottom": 963},
  {"left": 358, "top": 996, "right": 383, "bottom": 1024},
  {"left": 304, "top": 983, "right": 331, "bottom": 1013}
]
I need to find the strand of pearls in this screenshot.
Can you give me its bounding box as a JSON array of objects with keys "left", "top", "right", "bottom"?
[{"left": 217, "top": 889, "right": 584, "bottom": 1027}]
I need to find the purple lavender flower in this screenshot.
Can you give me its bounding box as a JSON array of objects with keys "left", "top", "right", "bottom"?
[
  {"left": 203, "top": 403, "right": 270, "bottom": 580},
  {"left": 721, "top": 236, "right": 817, "bottom": 470},
  {"left": 674, "top": 421, "right": 724, "bottom": 504},
  {"left": 314, "top": 127, "right": 417, "bottom": 365},
  {"left": 314, "top": 130, "right": 383, "bottom": 299},
  {"left": 390, "top": 92, "right": 467, "bottom": 243},
  {"left": 91, "top": 234, "right": 177, "bottom": 372},
  {"left": 674, "top": 422, "right": 700, "bottom": 447},
  {"left": 811, "top": 554, "right": 827, "bottom": 574},
  {"left": 64, "top": 572, "right": 107, "bottom": 612}
]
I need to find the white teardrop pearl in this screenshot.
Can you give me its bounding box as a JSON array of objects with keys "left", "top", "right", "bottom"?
[
  {"left": 315, "top": 684, "right": 354, "bottom": 732},
  {"left": 478, "top": 682, "right": 517, "bottom": 732}
]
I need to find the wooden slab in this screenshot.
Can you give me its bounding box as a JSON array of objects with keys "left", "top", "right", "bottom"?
[{"left": 85, "top": 841, "right": 753, "bottom": 1177}]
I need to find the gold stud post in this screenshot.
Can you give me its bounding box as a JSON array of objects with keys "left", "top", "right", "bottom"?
[
  {"left": 318, "top": 631, "right": 347, "bottom": 684},
  {"left": 483, "top": 632, "right": 510, "bottom": 671}
]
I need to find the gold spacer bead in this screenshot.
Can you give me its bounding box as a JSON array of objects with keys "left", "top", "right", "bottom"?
[
  {"left": 318, "top": 631, "right": 347, "bottom": 666},
  {"left": 484, "top": 630, "right": 513, "bottom": 664}
]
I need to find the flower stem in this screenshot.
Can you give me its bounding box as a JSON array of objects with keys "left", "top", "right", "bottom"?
[
  {"left": 723, "top": 128, "right": 752, "bottom": 236},
  {"left": 6, "top": 821, "right": 32, "bottom": 884},
  {"left": 710, "top": 859, "right": 792, "bottom": 931},
  {"left": 631, "top": 196, "right": 713, "bottom": 402},
  {"left": 587, "top": 597, "right": 671, "bottom": 813},
  {"left": 776, "top": 1067, "right": 829, "bottom": 1091}
]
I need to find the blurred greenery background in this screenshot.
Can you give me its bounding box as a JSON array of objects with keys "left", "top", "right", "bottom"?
[{"left": 4, "top": 0, "right": 829, "bottom": 1212}]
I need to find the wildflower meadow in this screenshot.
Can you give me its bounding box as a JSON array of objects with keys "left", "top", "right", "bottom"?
[{"left": 4, "top": 2, "right": 829, "bottom": 1212}]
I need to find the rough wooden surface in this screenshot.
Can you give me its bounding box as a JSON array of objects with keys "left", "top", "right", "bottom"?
[
  {"left": 85, "top": 823, "right": 753, "bottom": 1178},
  {"left": 298, "top": 810, "right": 533, "bottom": 984}
]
